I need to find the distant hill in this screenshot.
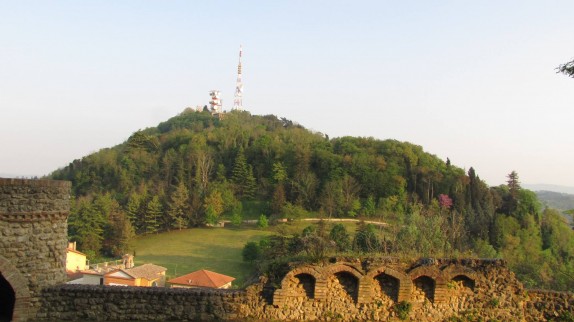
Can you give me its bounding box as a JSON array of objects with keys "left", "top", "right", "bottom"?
[
  {"left": 534, "top": 190, "right": 574, "bottom": 225},
  {"left": 524, "top": 184, "right": 574, "bottom": 195},
  {"left": 535, "top": 190, "right": 574, "bottom": 211}
]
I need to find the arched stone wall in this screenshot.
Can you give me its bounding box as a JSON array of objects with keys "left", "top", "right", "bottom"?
[
  {"left": 412, "top": 275, "right": 436, "bottom": 304},
  {"left": 293, "top": 273, "right": 315, "bottom": 299},
  {"left": 366, "top": 266, "right": 412, "bottom": 302},
  {"left": 0, "top": 255, "right": 31, "bottom": 322},
  {"left": 409, "top": 265, "right": 447, "bottom": 303},
  {"left": 273, "top": 265, "right": 322, "bottom": 306},
  {"left": 442, "top": 265, "right": 478, "bottom": 283}
]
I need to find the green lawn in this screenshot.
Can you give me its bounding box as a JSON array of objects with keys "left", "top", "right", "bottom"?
[
  {"left": 133, "top": 227, "right": 273, "bottom": 287},
  {"left": 132, "top": 220, "right": 390, "bottom": 288}
]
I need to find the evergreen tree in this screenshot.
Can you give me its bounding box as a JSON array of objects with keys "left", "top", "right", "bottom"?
[
  {"left": 167, "top": 182, "right": 189, "bottom": 230},
  {"left": 144, "top": 196, "right": 162, "bottom": 234},
  {"left": 231, "top": 148, "right": 256, "bottom": 198},
  {"left": 125, "top": 192, "right": 142, "bottom": 229},
  {"left": 330, "top": 223, "right": 351, "bottom": 252}
]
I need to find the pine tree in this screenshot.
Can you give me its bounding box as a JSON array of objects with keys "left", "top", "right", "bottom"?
[
  {"left": 125, "top": 192, "right": 141, "bottom": 228},
  {"left": 507, "top": 171, "right": 521, "bottom": 198},
  {"left": 231, "top": 149, "right": 257, "bottom": 198},
  {"left": 167, "top": 182, "right": 189, "bottom": 230},
  {"left": 145, "top": 196, "right": 162, "bottom": 234}
]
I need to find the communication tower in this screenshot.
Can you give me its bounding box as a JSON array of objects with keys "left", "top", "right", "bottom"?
[
  {"left": 209, "top": 90, "right": 222, "bottom": 114},
  {"left": 233, "top": 45, "right": 244, "bottom": 111}
]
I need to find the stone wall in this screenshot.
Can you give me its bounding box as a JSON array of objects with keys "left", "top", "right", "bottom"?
[
  {"left": 525, "top": 289, "right": 574, "bottom": 321},
  {"left": 35, "top": 258, "right": 574, "bottom": 321},
  {"left": 37, "top": 284, "right": 245, "bottom": 321},
  {"left": 0, "top": 178, "right": 70, "bottom": 321}
]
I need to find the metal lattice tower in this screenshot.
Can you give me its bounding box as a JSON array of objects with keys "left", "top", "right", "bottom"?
[{"left": 233, "top": 45, "right": 243, "bottom": 111}]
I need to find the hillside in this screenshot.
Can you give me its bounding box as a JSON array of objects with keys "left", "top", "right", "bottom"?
[
  {"left": 535, "top": 190, "right": 574, "bottom": 211},
  {"left": 50, "top": 109, "right": 574, "bottom": 291}
]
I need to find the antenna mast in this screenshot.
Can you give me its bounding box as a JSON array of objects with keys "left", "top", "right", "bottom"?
[{"left": 233, "top": 45, "right": 244, "bottom": 111}]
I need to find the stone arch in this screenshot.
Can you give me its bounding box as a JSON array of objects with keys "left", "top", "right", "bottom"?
[
  {"left": 412, "top": 275, "right": 435, "bottom": 304},
  {"left": 409, "top": 265, "right": 444, "bottom": 283},
  {"left": 366, "top": 266, "right": 412, "bottom": 303},
  {"left": 0, "top": 255, "right": 31, "bottom": 322},
  {"left": 324, "top": 263, "right": 364, "bottom": 280},
  {"left": 278, "top": 265, "right": 322, "bottom": 291},
  {"left": 325, "top": 264, "right": 363, "bottom": 304},
  {"left": 442, "top": 266, "right": 478, "bottom": 284},
  {"left": 293, "top": 273, "right": 316, "bottom": 299},
  {"left": 409, "top": 265, "right": 448, "bottom": 304},
  {"left": 451, "top": 275, "right": 475, "bottom": 291},
  {"left": 274, "top": 265, "right": 322, "bottom": 307}
]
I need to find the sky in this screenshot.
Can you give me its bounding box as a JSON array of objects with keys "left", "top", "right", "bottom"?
[{"left": 1, "top": 1, "right": 573, "bottom": 187}]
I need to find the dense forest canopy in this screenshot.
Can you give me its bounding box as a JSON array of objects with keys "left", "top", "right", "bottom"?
[{"left": 50, "top": 109, "right": 574, "bottom": 291}]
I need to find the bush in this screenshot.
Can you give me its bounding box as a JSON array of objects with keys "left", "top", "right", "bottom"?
[
  {"left": 257, "top": 214, "right": 269, "bottom": 228},
  {"left": 242, "top": 241, "right": 261, "bottom": 262},
  {"left": 394, "top": 301, "right": 412, "bottom": 320}
]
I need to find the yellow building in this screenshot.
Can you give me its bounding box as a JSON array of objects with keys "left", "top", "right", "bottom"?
[{"left": 65, "top": 242, "right": 87, "bottom": 273}]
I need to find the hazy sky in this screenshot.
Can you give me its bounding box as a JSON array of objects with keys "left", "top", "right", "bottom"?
[{"left": 1, "top": 1, "right": 573, "bottom": 187}]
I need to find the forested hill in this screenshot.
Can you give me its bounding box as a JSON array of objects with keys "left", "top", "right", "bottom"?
[{"left": 50, "top": 109, "right": 574, "bottom": 291}]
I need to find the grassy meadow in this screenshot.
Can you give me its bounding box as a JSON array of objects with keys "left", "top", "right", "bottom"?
[
  {"left": 132, "top": 220, "right": 380, "bottom": 287},
  {"left": 132, "top": 226, "right": 273, "bottom": 287}
]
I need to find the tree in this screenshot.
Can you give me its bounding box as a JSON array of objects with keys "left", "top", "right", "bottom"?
[
  {"left": 242, "top": 241, "right": 262, "bottom": 262},
  {"left": 167, "top": 182, "right": 189, "bottom": 230},
  {"left": 108, "top": 211, "right": 135, "bottom": 256},
  {"left": 144, "top": 196, "right": 162, "bottom": 234},
  {"left": 203, "top": 190, "right": 224, "bottom": 219},
  {"left": 320, "top": 180, "right": 343, "bottom": 219},
  {"left": 125, "top": 192, "right": 143, "bottom": 232},
  {"left": 257, "top": 214, "right": 269, "bottom": 229},
  {"left": 194, "top": 151, "right": 213, "bottom": 193},
  {"left": 231, "top": 149, "right": 256, "bottom": 198},
  {"left": 205, "top": 205, "right": 219, "bottom": 226},
  {"left": 353, "top": 223, "right": 380, "bottom": 253},
  {"left": 68, "top": 196, "right": 105, "bottom": 255},
  {"left": 271, "top": 184, "right": 287, "bottom": 215},
  {"left": 362, "top": 195, "right": 376, "bottom": 217},
  {"left": 557, "top": 59, "right": 574, "bottom": 78},
  {"left": 330, "top": 223, "right": 351, "bottom": 252},
  {"left": 507, "top": 171, "right": 521, "bottom": 198},
  {"left": 231, "top": 211, "right": 243, "bottom": 227}
]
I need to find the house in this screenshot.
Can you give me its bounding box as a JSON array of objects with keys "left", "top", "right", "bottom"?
[
  {"left": 65, "top": 241, "right": 88, "bottom": 274},
  {"left": 104, "top": 263, "right": 167, "bottom": 287},
  {"left": 67, "top": 254, "right": 136, "bottom": 285},
  {"left": 168, "top": 269, "right": 235, "bottom": 289}
]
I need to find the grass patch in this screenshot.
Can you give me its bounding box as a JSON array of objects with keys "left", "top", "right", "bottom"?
[{"left": 133, "top": 227, "right": 273, "bottom": 287}]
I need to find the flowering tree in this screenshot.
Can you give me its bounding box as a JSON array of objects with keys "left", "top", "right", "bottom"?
[{"left": 438, "top": 194, "right": 453, "bottom": 209}]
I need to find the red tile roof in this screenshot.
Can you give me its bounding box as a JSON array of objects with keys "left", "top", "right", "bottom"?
[{"left": 168, "top": 269, "right": 235, "bottom": 288}]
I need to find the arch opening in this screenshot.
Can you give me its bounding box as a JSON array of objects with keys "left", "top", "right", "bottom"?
[
  {"left": 452, "top": 275, "right": 475, "bottom": 292},
  {"left": 294, "top": 273, "right": 315, "bottom": 299},
  {"left": 413, "top": 276, "right": 435, "bottom": 304},
  {"left": 374, "top": 273, "right": 399, "bottom": 302},
  {"left": 0, "top": 273, "right": 15, "bottom": 322},
  {"left": 334, "top": 271, "right": 359, "bottom": 303}
]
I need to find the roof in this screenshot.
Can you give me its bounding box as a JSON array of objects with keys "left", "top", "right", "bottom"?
[
  {"left": 168, "top": 269, "right": 235, "bottom": 288},
  {"left": 67, "top": 248, "right": 87, "bottom": 256},
  {"left": 121, "top": 263, "right": 167, "bottom": 280}
]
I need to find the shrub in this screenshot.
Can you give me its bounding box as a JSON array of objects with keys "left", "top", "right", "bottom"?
[
  {"left": 394, "top": 301, "right": 412, "bottom": 320},
  {"left": 257, "top": 214, "right": 269, "bottom": 228}
]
